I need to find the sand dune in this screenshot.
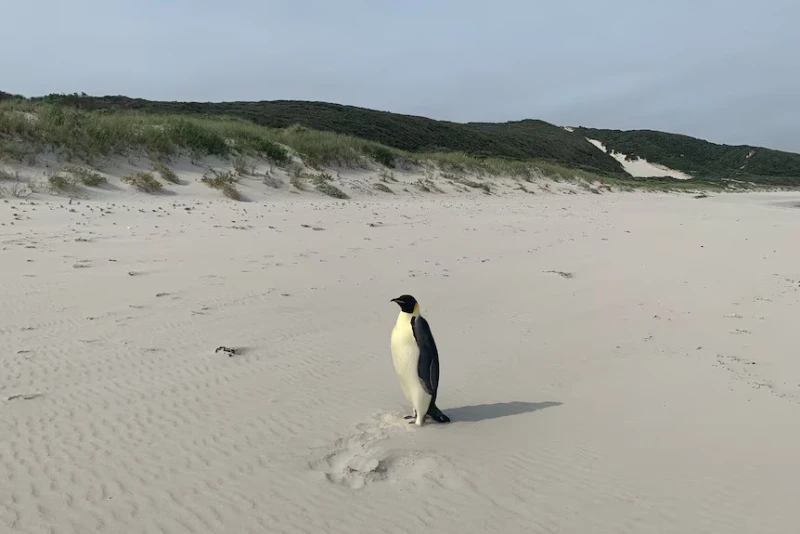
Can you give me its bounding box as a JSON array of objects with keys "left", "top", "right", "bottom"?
[
  {"left": 586, "top": 138, "right": 693, "bottom": 180},
  {"left": 2, "top": 170, "right": 800, "bottom": 533}
]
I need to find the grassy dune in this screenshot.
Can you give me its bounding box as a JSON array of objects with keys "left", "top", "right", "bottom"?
[
  {"left": 23, "top": 93, "right": 627, "bottom": 174},
  {"left": 0, "top": 101, "right": 289, "bottom": 164},
  {"left": 0, "top": 98, "right": 789, "bottom": 193},
  {"left": 0, "top": 100, "right": 597, "bottom": 179},
  {"left": 576, "top": 127, "right": 800, "bottom": 186}
]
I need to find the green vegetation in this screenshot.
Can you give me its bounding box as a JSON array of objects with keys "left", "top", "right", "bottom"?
[
  {"left": 0, "top": 99, "right": 290, "bottom": 164},
  {"left": 267, "top": 124, "right": 389, "bottom": 167},
  {"left": 378, "top": 168, "right": 397, "bottom": 182},
  {"left": 1, "top": 97, "right": 547, "bottom": 182},
  {"left": 291, "top": 169, "right": 350, "bottom": 198},
  {"left": 48, "top": 174, "right": 76, "bottom": 193},
  {"left": 152, "top": 160, "right": 180, "bottom": 183},
  {"left": 1, "top": 92, "right": 799, "bottom": 191},
  {"left": 46, "top": 166, "right": 107, "bottom": 193},
  {"left": 122, "top": 172, "right": 163, "bottom": 193},
  {"left": 262, "top": 172, "right": 282, "bottom": 189},
  {"left": 371, "top": 146, "right": 396, "bottom": 168},
  {"left": 373, "top": 182, "right": 394, "bottom": 193},
  {"left": 201, "top": 169, "right": 242, "bottom": 200},
  {"left": 232, "top": 155, "right": 251, "bottom": 175},
  {"left": 289, "top": 171, "right": 307, "bottom": 191},
  {"left": 0, "top": 139, "right": 37, "bottom": 164},
  {"left": 414, "top": 178, "right": 444, "bottom": 193},
  {"left": 28, "top": 93, "right": 627, "bottom": 174},
  {"left": 446, "top": 173, "right": 492, "bottom": 194},
  {"left": 315, "top": 181, "right": 349, "bottom": 199},
  {"left": 575, "top": 127, "right": 800, "bottom": 186},
  {"left": 65, "top": 165, "right": 107, "bottom": 186}
]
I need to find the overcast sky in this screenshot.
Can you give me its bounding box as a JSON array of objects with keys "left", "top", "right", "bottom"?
[{"left": 4, "top": 0, "right": 799, "bottom": 151}]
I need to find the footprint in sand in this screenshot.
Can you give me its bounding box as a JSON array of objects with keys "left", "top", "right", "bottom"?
[{"left": 309, "top": 414, "right": 461, "bottom": 490}]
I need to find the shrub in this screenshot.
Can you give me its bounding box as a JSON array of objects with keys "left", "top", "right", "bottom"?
[
  {"left": 48, "top": 173, "right": 77, "bottom": 192},
  {"left": 201, "top": 170, "right": 242, "bottom": 200},
  {"left": 253, "top": 138, "right": 290, "bottom": 164},
  {"left": 202, "top": 168, "right": 237, "bottom": 184},
  {"left": 1, "top": 182, "right": 32, "bottom": 198},
  {"left": 315, "top": 181, "right": 349, "bottom": 199},
  {"left": 122, "top": 171, "right": 163, "bottom": 193},
  {"left": 263, "top": 173, "right": 282, "bottom": 188},
  {"left": 232, "top": 155, "right": 250, "bottom": 175},
  {"left": 414, "top": 178, "right": 443, "bottom": 193},
  {"left": 0, "top": 140, "right": 32, "bottom": 162},
  {"left": 1, "top": 170, "right": 33, "bottom": 197},
  {"left": 219, "top": 182, "right": 241, "bottom": 200},
  {"left": 372, "top": 146, "right": 396, "bottom": 168},
  {"left": 378, "top": 168, "right": 397, "bottom": 182},
  {"left": 373, "top": 182, "right": 394, "bottom": 193},
  {"left": 167, "top": 119, "right": 229, "bottom": 156},
  {"left": 310, "top": 171, "right": 333, "bottom": 185},
  {"left": 289, "top": 172, "right": 307, "bottom": 191},
  {"left": 455, "top": 177, "right": 491, "bottom": 194},
  {"left": 65, "top": 165, "right": 107, "bottom": 186},
  {"left": 152, "top": 161, "right": 180, "bottom": 183}
]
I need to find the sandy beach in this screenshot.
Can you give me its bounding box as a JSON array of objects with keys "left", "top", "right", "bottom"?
[{"left": 2, "top": 184, "right": 800, "bottom": 533}]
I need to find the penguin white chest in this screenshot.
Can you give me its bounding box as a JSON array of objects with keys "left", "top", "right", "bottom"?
[{"left": 391, "top": 324, "right": 419, "bottom": 385}]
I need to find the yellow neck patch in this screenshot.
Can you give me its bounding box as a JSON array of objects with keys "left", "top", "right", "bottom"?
[{"left": 412, "top": 302, "right": 420, "bottom": 315}]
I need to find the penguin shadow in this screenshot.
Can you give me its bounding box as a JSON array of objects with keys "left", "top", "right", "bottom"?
[{"left": 445, "top": 401, "right": 562, "bottom": 423}]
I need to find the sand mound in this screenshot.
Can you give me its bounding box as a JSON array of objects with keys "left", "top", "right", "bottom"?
[{"left": 586, "top": 138, "right": 693, "bottom": 180}]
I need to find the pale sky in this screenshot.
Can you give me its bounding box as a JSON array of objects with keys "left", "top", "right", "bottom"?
[{"left": 4, "top": 0, "right": 800, "bottom": 151}]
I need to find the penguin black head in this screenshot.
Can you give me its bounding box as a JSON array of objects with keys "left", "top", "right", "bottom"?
[{"left": 391, "top": 294, "right": 418, "bottom": 314}]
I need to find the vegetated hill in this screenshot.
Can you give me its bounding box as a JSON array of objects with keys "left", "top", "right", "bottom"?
[
  {"left": 26, "top": 93, "right": 626, "bottom": 175},
  {"left": 464, "top": 120, "right": 618, "bottom": 175},
  {"left": 574, "top": 127, "right": 800, "bottom": 186}
]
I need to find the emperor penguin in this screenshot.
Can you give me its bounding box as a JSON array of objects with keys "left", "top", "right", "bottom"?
[{"left": 390, "top": 294, "right": 451, "bottom": 426}]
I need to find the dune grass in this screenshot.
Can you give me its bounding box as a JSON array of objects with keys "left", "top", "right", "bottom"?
[
  {"left": 0, "top": 139, "right": 38, "bottom": 164},
  {"left": 48, "top": 174, "right": 77, "bottom": 193},
  {"left": 0, "top": 100, "right": 290, "bottom": 164},
  {"left": 64, "top": 165, "right": 108, "bottom": 187},
  {"left": 0, "top": 99, "right": 780, "bottom": 193},
  {"left": 0, "top": 100, "right": 549, "bottom": 178},
  {"left": 201, "top": 169, "right": 242, "bottom": 200},
  {"left": 446, "top": 174, "right": 492, "bottom": 194},
  {"left": 262, "top": 172, "right": 283, "bottom": 189},
  {"left": 373, "top": 182, "right": 394, "bottom": 194},
  {"left": 266, "top": 124, "right": 382, "bottom": 168},
  {"left": 122, "top": 172, "right": 163, "bottom": 193},
  {"left": 315, "top": 181, "right": 349, "bottom": 199},
  {"left": 152, "top": 160, "right": 180, "bottom": 184},
  {"left": 0, "top": 100, "right": 405, "bottom": 170}
]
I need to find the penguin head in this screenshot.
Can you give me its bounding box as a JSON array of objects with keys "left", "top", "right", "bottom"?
[{"left": 391, "top": 294, "right": 419, "bottom": 315}]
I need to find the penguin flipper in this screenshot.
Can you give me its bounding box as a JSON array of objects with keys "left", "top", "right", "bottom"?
[{"left": 411, "top": 315, "right": 439, "bottom": 396}]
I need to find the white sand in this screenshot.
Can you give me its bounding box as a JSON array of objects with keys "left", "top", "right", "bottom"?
[
  {"left": 586, "top": 138, "right": 694, "bottom": 180},
  {"left": 2, "top": 159, "right": 800, "bottom": 533}
]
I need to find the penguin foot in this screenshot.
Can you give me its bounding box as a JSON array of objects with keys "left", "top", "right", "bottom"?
[
  {"left": 403, "top": 415, "right": 415, "bottom": 420},
  {"left": 430, "top": 413, "right": 451, "bottom": 423}
]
